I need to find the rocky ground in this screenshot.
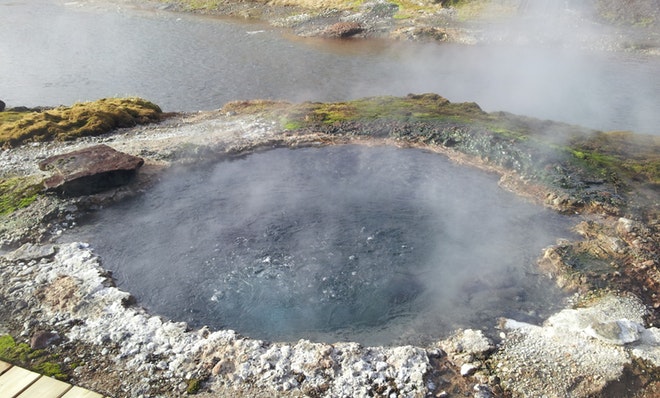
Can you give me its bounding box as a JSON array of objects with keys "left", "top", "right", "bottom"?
[{"left": 0, "top": 96, "right": 659, "bottom": 397}]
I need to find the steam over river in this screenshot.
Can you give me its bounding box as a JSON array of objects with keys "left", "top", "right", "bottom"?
[{"left": 1, "top": 0, "right": 659, "bottom": 135}]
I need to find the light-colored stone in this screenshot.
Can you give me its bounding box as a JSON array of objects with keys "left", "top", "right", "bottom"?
[
  {"left": 460, "top": 363, "right": 478, "bottom": 377},
  {"left": 585, "top": 319, "right": 643, "bottom": 345}
]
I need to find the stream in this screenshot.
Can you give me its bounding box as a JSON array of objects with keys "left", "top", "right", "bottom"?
[{"left": 0, "top": 0, "right": 659, "bottom": 135}]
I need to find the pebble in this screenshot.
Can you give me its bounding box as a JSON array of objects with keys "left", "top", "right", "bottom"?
[{"left": 460, "top": 363, "right": 478, "bottom": 377}]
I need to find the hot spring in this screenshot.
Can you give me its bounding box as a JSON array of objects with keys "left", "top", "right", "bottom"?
[{"left": 66, "top": 145, "right": 574, "bottom": 346}]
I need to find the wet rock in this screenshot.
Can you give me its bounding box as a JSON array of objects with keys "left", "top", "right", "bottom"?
[
  {"left": 38, "top": 144, "right": 144, "bottom": 196},
  {"left": 30, "top": 330, "right": 61, "bottom": 349}
]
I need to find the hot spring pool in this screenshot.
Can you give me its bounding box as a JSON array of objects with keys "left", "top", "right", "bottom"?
[{"left": 66, "top": 145, "right": 574, "bottom": 346}]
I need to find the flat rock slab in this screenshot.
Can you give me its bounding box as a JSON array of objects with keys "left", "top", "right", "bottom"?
[{"left": 38, "top": 144, "right": 143, "bottom": 196}]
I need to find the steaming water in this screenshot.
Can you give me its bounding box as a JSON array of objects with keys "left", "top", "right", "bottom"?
[
  {"left": 66, "top": 146, "right": 574, "bottom": 345},
  {"left": 1, "top": 0, "right": 659, "bottom": 135}
]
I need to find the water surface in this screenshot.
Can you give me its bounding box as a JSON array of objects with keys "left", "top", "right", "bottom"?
[
  {"left": 67, "top": 146, "right": 574, "bottom": 345},
  {"left": 0, "top": 0, "right": 658, "bottom": 134}
]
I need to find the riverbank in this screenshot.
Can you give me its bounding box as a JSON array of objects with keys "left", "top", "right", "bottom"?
[
  {"left": 66, "top": 0, "right": 660, "bottom": 52},
  {"left": 0, "top": 95, "right": 659, "bottom": 397}
]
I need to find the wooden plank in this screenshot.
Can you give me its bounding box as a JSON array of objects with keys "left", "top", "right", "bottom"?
[
  {"left": 0, "top": 366, "right": 40, "bottom": 398},
  {"left": 60, "top": 386, "right": 104, "bottom": 398},
  {"left": 0, "top": 361, "right": 12, "bottom": 375},
  {"left": 16, "top": 376, "right": 72, "bottom": 398}
]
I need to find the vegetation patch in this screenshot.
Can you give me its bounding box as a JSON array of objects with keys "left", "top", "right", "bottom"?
[
  {"left": 0, "top": 335, "right": 67, "bottom": 380},
  {"left": 186, "top": 378, "right": 203, "bottom": 394},
  {"left": 0, "top": 176, "right": 44, "bottom": 216},
  {"left": 0, "top": 98, "right": 161, "bottom": 148},
  {"left": 276, "top": 93, "right": 489, "bottom": 128},
  {"left": 0, "top": 111, "right": 28, "bottom": 125},
  {"left": 567, "top": 131, "right": 660, "bottom": 185}
]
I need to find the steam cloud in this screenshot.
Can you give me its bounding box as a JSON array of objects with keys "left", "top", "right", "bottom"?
[{"left": 69, "top": 146, "right": 574, "bottom": 346}]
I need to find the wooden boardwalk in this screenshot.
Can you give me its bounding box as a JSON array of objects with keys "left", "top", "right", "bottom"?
[{"left": 0, "top": 360, "right": 107, "bottom": 398}]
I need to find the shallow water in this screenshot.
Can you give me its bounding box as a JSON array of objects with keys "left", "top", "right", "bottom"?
[
  {"left": 0, "top": 0, "right": 659, "bottom": 134},
  {"left": 66, "top": 146, "right": 575, "bottom": 345}
]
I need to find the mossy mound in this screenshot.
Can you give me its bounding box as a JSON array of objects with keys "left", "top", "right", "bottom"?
[
  {"left": 0, "top": 176, "right": 44, "bottom": 217},
  {"left": 228, "top": 93, "right": 658, "bottom": 218},
  {"left": 0, "top": 98, "right": 162, "bottom": 148},
  {"left": 223, "top": 93, "right": 488, "bottom": 128}
]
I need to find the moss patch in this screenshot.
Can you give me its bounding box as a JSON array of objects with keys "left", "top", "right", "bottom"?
[
  {"left": 0, "top": 176, "right": 44, "bottom": 216},
  {"left": 275, "top": 93, "right": 489, "bottom": 128},
  {"left": 187, "top": 378, "right": 202, "bottom": 394},
  {"left": 0, "top": 335, "right": 67, "bottom": 381},
  {"left": 0, "top": 111, "right": 28, "bottom": 125},
  {"left": 568, "top": 131, "right": 660, "bottom": 185},
  {"left": 0, "top": 98, "right": 162, "bottom": 148}
]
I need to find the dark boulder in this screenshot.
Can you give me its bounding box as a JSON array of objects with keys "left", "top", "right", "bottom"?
[
  {"left": 38, "top": 144, "right": 144, "bottom": 196},
  {"left": 0, "top": 100, "right": 5, "bottom": 112}
]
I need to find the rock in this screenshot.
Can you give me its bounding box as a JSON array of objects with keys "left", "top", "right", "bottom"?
[
  {"left": 38, "top": 144, "right": 144, "bottom": 196},
  {"left": 460, "top": 363, "right": 478, "bottom": 377},
  {"left": 322, "top": 22, "right": 364, "bottom": 38},
  {"left": 0, "top": 99, "right": 5, "bottom": 112},
  {"left": 585, "top": 319, "right": 643, "bottom": 345},
  {"left": 30, "top": 331, "right": 61, "bottom": 349},
  {"left": 440, "top": 329, "right": 494, "bottom": 364},
  {"left": 632, "top": 327, "right": 660, "bottom": 367},
  {"left": 473, "top": 384, "right": 494, "bottom": 398},
  {"left": 3, "top": 243, "right": 57, "bottom": 262}
]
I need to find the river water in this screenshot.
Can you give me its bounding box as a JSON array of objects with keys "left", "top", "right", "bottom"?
[{"left": 1, "top": 0, "right": 659, "bottom": 135}]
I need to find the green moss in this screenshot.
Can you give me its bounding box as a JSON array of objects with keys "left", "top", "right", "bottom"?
[
  {"left": 187, "top": 378, "right": 202, "bottom": 394},
  {"left": 33, "top": 362, "right": 68, "bottom": 380},
  {"left": 567, "top": 131, "right": 660, "bottom": 185},
  {"left": 0, "top": 335, "right": 69, "bottom": 381},
  {"left": 0, "top": 98, "right": 161, "bottom": 148},
  {"left": 0, "top": 176, "right": 44, "bottom": 216},
  {"left": 278, "top": 94, "right": 489, "bottom": 129},
  {"left": 0, "top": 335, "right": 31, "bottom": 363}
]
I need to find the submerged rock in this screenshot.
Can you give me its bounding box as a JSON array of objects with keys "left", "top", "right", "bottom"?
[{"left": 38, "top": 144, "right": 144, "bottom": 196}]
